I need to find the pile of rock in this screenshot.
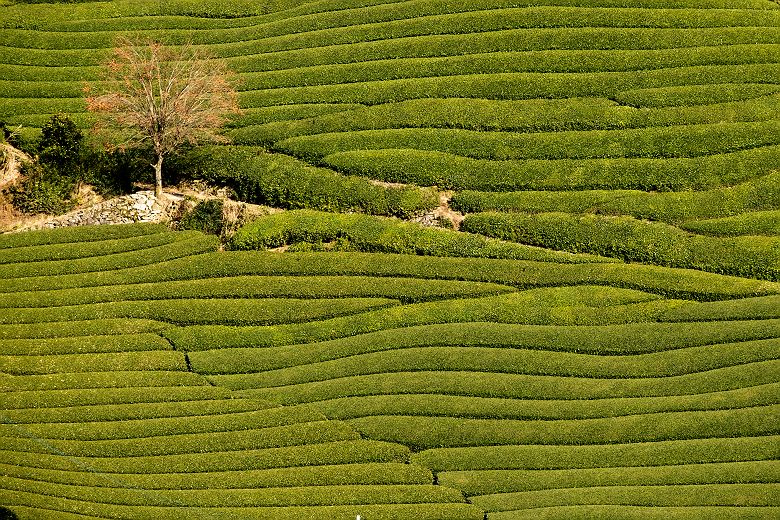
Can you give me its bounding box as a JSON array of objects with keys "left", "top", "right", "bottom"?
[{"left": 30, "top": 190, "right": 184, "bottom": 230}]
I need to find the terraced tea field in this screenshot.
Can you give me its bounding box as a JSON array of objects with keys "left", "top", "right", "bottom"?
[{"left": 1, "top": 0, "right": 780, "bottom": 518}]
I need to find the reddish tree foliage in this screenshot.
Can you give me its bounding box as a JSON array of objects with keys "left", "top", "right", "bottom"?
[{"left": 86, "top": 37, "right": 240, "bottom": 197}]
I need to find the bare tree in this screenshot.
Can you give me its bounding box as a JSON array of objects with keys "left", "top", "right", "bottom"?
[{"left": 86, "top": 37, "right": 240, "bottom": 197}]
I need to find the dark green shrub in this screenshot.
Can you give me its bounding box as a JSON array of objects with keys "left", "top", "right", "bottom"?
[
  {"left": 8, "top": 160, "right": 76, "bottom": 214},
  {"left": 39, "top": 113, "right": 82, "bottom": 171},
  {"left": 179, "top": 199, "right": 226, "bottom": 236}
]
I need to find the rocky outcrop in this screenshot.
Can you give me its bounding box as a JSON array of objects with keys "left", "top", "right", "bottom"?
[{"left": 24, "top": 190, "right": 184, "bottom": 231}]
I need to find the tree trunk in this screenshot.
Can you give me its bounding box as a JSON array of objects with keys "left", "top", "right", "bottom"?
[{"left": 154, "top": 154, "right": 163, "bottom": 198}]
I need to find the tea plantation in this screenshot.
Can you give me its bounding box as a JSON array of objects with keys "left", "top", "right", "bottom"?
[{"left": 1, "top": 0, "right": 779, "bottom": 519}]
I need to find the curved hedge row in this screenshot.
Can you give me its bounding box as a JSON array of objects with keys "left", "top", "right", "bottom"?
[
  {"left": 461, "top": 212, "right": 780, "bottom": 280},
  {"left": 177, "top": 146, "right": 437, "bottom": 218},
  {"left": 3, "top": 7, "right": 778, "bottom": 51},
  {"left": 345, "top": 405, "right": 780, "bottom": 450},
  {"left": 0, "top": 297, "right": 398, "bottom": 326},
  {"left": 322, "top": 144, "right": 780, "bottom": 191},
  {"left": 450, "top": 170, "right": 780, "bottom": 223},
  {"left": 273, "top": 120, "right": 780, "bottom": 162},
  {"left": 235, "top": 94, "right": 780, "bottom": 142},
  {"left": 681, "top": 210, "right": 780, "bottom": 237},
  {"left": 0, "top": 232, "right": 219, "bottom": 279},
  {"left": 439, "top": 460, "right": 780, "bottom": 496},
  {"left": 226, "top": 360, "right": 780, "bottom": 401},
  {"left": 0, "top": 275, "right": 514, "bottom": 308},
  {"left": 229, "top": 210, "right": 612, "bottom": 263},
  {"left": 10, "top": 44, "right": 780, "bottom": 89},
  {"left": 3, "top": 252, "right": 776, "bottom": 300},
  {"left": 297, "top": 383, "right": 779, "bottom": 421}
]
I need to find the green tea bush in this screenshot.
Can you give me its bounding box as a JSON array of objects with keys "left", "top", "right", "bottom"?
[
  {"left": 0, "top": 223, "right": 165, "bottom": 249},
  {"left": 175, "top": 146, "right": 437, "bottom": 218},
  {"left": 461, "top": 212, "right": 780, "bottom": 279},
  {"left": 184, "top": 317, "right": 780, "bottom": 361},
  {"left": 21, "top": 406, "right": 323, "bottom": 441},
  {"left": 0, "top": 350, "right": 185, "bottom": 375},
  {"left": 439, "top": 459, "right": 780, "bottom": 496},
  {"left": 451, "top": 170, "right": 780, "bottom": 222},
  {"left": 489, "top": 505, "right": 779, "bottom": 519},
  {"left": 1, "top": 297, "right": 397, "bottom": 326},
  {"left": 274, "top": 120, "right": 780, "bottom": 162},
  {"left": 0, "top": 333, "right": 170, "bottom": 355},
  {"left": 615, "top": 83, "right": 780, "bottom": 107},
  {"left": 228, "top": 360, "right": 779, "bottom": 401},
  {"left": 193, "top": 338, "right": 779, "bottom": 389},
  {"left": 4, "top": 397, "right": 272, "bottom": 423},
  {"left": 0, "top": 318, "right": 169, "bottom": 339},
  {"left": 228, "top": 210, "right": 609, "bottom": 263},
  {"left": 240, "top": 63, "right": 780, "bottom": 107},
  {"left": 0, "top": 232, "right": 186, "bottom": 264},
  {"left": 681, "top": 210, "right": 780, "bottom": 236},
  {"left": 2, "top": 386, "right": 229, "bottom": 409},
  {"left": 413, "top": 436, "right": 779, "bottom": 472},
  {"left": 346, "top": 405, "right": 779, "bottom": 449},
  {"left": 0, "top": 276, "right": 513, "bottom": 308},
  {"left": 305, "top": 383, "right": 778, "bottom": 422},
  {"left": 322, "top": 144, "right": 780, "bottom": 191},
  {"left": 8, "top": 420, "right": 359, "bottom": 457},
  {"left": 237, "top": 94, "right": 780, "bottom": 142},
  {"left": 0, "top": 232, "right": 219, "bottom": 278},
  {"left": 4, "top": 250, "right": 773, "bottom": 300},
  {"left": 473, "top": 484, "right": 777, "bottom": 512}
]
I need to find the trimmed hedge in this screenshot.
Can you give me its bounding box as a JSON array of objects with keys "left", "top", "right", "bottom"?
[
  {"left": 439, "top": 460, "right": 780, "bottom": 496},
  {"left": 0, "top": 351, "right": 186, "bottom": 375},
  {"left": 681, "top": 210, "right": 780, "bottom": 237},
  {"left": 229, "top": 210, "right": 612, "bottom": 263},
  {"left": 461, "top": 212, "right": 780, "bottom": 280},
  {"left": 0, "top": 461, "right": 431, "bottom": 489},
  {"left": 170, "top": 309, "right": 780, "bottom": 354},
  {"left": 472, "top": 484, "right": 778, "bottom": 511},
  {"left": 3, "top": 420, "right": 360, "bottom": 457},
  {"left": 300, "top": 383, "right": 779, "bottom": 422},
  {"left": 237, "top": 94, "right": 780, "bottom": 142},
  {"left": 0, "top": 276, "right": 514, "bottom": 308},
  {"left": 488, "top": 505, "right": 780, "bottom": 520},
  {"left": 272, "top": 120, "right": 780, "bottom": 163},
  {"left": 346, "top": 405, "right": 780, "bottom": 450},
  {"left": 227, "top": 360, "right": 780, "bottom": 402},
  {"left": 0, "top": 333, "right": 171, "bottom": 355},
  {"left": 0, "top": 231, "right": 187, "bottom": 264},
  {"left": 450, "top": 170, "right": 780, "bottom": 223},
  {"left": 21, "top": 407, "right": 324, "bottom": 441},
  {"left": 614, "top": 82, "right": 780, "bottom": 107},
  {"left": 412, "top": 436, "right": 780, "bottom": 471},
  {"left": 322, "top": 144, "right": 780, "bottom": 191},
  {"left": 176, "top": 146, "right": 437, "bottom": 218},
  {"left": 0, "top": 232, "right": 219, "bottom": 279},
  {"left": 4, "top": 398, "right": 275, "bottom": 424},
  {"left": 3, "top": 252, "right": 776, "bottom": 300},
  {"left": 0, "top": 223, "right": 165, "bottom": 249},
  {"left": 0, "top": 297, "right": 398, "bottom": 326}
]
